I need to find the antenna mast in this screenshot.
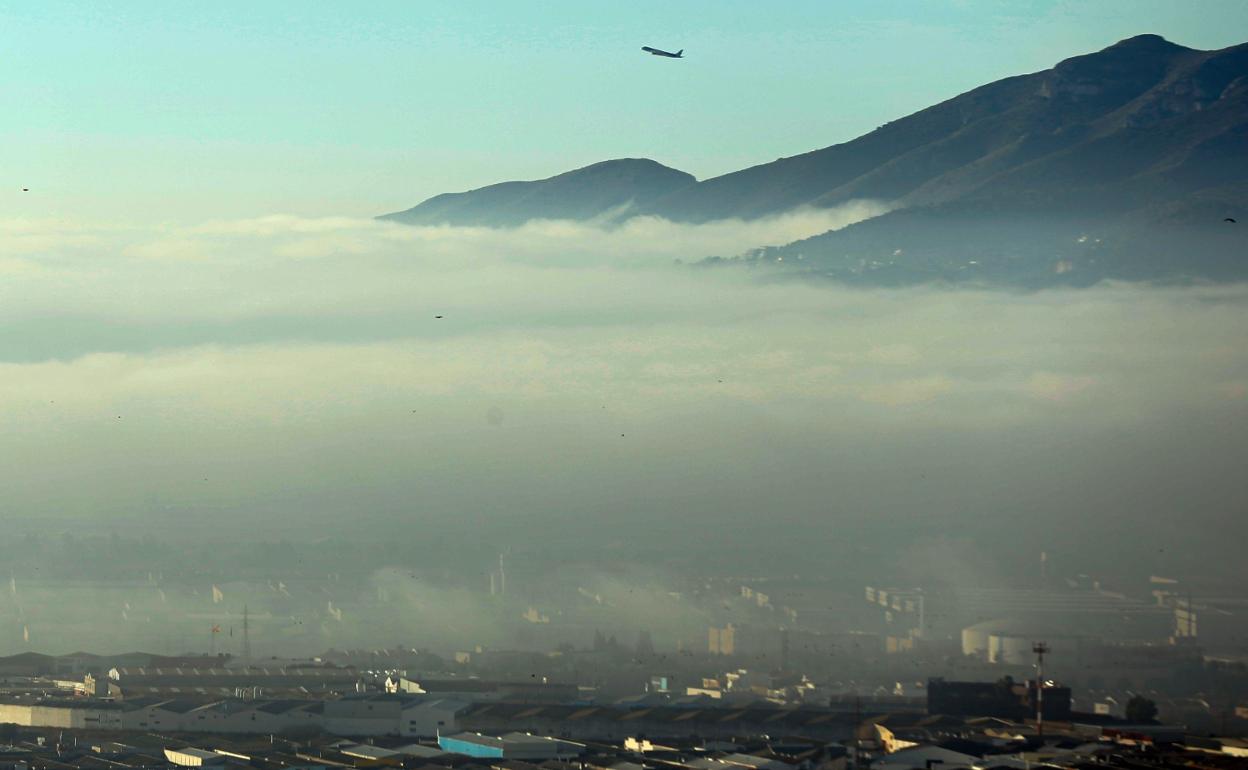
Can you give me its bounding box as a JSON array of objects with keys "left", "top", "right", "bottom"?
[{"left": 1032, "top": 641, "right": 1050, "bottom": 738}]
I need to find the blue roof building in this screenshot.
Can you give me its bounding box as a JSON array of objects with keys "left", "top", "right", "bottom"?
[{"left": 437, "top": 732, "right": 584, "bottom": 760}]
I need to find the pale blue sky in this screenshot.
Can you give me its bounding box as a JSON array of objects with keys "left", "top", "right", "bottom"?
[{"left": 3, "top": 0, "right": 1247, "bottom": 222}]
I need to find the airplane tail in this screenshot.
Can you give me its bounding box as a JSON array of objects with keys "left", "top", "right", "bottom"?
[{"left": 677, "top": 49, "right": 683, "bottom": 57}]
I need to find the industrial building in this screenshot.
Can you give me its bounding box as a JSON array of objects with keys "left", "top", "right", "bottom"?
[
  {"left": 0, "top": 694, "right": 470, "bottom": 738},
  {"left": 387, "top": 676, "right": 578, "bottom": 702},
  {"left": 927, "top": 678, "right": 1072, "bottom": 721},
  {"left": 436, "top": 732, "right": 585, "bottom": 759},
  {"left": 103, "top": 664, "right": 367, "bottom": 697}
]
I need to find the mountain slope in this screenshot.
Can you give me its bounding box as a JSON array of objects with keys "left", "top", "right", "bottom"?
[
  {"left": 735, "top": 35, "right": 1248, "bottom": 285},
  {"left": 379, "top": 158, "right": 695, "bottom": 227},
  {"left": 647, "top": 34, "right": 1246, "bottom": 222}
]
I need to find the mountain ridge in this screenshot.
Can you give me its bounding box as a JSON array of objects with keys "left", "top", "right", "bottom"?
[
  {"left": 382, "top": 34, "right": 1248, "bottom": 285},
  {"left": 380, "top": 158, "right": 695, "bottom": 227}
]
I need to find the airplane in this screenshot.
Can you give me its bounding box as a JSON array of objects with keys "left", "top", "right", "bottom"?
[{"left": 642, "top": 46, "right": 683, "bottom": 58}]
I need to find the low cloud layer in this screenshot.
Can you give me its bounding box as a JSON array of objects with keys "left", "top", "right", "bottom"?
[{"left": 3, "top": 208, "right": 1248, "bottom": 593}]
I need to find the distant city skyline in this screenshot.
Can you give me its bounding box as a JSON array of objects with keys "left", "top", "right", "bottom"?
[{"left": 3, "top": 0, "right": 1248, "bottom": 222}]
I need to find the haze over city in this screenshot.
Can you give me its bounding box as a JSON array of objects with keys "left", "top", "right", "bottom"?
[{"left": 2, "top": 3, "right": 1248, "bottom": 763}]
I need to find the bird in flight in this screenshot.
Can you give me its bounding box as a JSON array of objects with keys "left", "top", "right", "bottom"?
[
  {"left": 642, "top": 46, "right": 683, "bottom": 59},
  {"left": 1225, "top": 217, "right": 1237, "bottom": 223}
]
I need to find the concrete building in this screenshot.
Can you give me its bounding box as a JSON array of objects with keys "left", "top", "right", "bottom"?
[
  {"left": 708, "top": 625, "right": 735, "bottom": 656},
  {"left": 0, "top": 700, "right": 124, "bottom": 730}
]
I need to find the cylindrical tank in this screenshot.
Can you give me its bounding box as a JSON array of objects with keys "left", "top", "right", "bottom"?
[{"left": 961, "top": 622, "right": 996, "bottom": 657}]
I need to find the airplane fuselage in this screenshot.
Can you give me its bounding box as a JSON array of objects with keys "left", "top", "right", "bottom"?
[{"left": 642, "top": 46, "right": 683, "bottom": 58}]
